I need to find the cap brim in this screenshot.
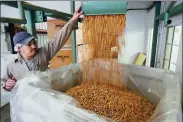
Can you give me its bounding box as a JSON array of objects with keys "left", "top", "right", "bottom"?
[{"left": 21, "top": 36, "right": 37, "bottom": 45}]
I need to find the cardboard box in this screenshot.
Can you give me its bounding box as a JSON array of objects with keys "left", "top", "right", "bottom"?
[{"left": 50, "top": 49, "right": 72, "bottom": 69}]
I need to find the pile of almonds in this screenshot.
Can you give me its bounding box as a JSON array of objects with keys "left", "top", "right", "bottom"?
[{"left": 66, "top": 83, "right": 156, "bottom": 122}]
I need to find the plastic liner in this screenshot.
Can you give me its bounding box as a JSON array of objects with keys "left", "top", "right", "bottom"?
[
  {"left": 1, "top": 54, "right": 17, "bottom": 107},
  {"left": 10, "top": 59, "right": 182, "bottom": 122}
]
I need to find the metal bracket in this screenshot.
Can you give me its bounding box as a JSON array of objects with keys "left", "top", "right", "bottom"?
[
  {"left": 35, "top": 11, "right": 47, "bottom": 23},
  {"left": 155, "top": 2, "right": 183, "bottom": 21},
  {"left": 164, "top": 12, "right": 169, "bottom": 26}
]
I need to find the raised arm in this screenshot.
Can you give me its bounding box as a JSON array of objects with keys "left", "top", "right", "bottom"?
[{"left": 39, "top": 7, "right": 83, "bottom": 61}]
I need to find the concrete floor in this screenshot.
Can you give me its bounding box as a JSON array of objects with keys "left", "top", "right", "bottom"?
[{"left": 1, "top": 104, "right": 11, "bottom": 122}]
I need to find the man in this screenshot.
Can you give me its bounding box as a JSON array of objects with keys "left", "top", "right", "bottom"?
[{"left": 2, "top": 7, "right": 83, "bottom": 91}]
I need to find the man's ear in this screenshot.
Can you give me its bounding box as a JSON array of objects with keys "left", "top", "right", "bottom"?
[{"left": 18, "top": 46, "right": 21, "bottom": 51}]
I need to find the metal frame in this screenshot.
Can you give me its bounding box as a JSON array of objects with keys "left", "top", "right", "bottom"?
[
  {"left": 166, "top": 1, "right": 176, "bottom": 12},
  {"left": 0, "top": 1, "right": 26, "bottom": 24},
  {"left": 163, "top": 25, "right": 181, "bottom": 71},
  {"left": 155, "top": 2, "right": 183, "bottom": 21},
  {"left": 0, "top": 1, "right": 72, "bottom": 22},
  {"left": 150, "top": 1, "right": 161, "bottom": 67},
  {"left": 70, "top": 1, "right": 77, "bottom": 63},
  {"left": 151, "top": 2, "right": 183, "bottom": 67},
  {"left": 25, "top": 10, "right": 36, "bottom": 37},
  {"left": 163, "top": 26, "right": 175, "bottom": 70}
]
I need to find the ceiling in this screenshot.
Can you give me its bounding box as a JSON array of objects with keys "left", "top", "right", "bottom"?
[{"left": 127, "top": 1, "right": 154, "bottom": 9}]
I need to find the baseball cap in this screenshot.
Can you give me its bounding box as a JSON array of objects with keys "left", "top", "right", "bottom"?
[{"left": 13, "top": 32, "right": 37, "bottom": 45}]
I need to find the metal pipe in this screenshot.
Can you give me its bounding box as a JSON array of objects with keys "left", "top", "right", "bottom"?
[
  {"left": 82, "top": 1, "right": 127, "bottom": 15},
  {"left": 70, "top": 1, "right": 77, "bottom": 63},
  {"left": 0, "top": 1, "right": 26, "bottom": 24},
  {"left": 150, "top": 1, "right": 161, "bottom": 67}
]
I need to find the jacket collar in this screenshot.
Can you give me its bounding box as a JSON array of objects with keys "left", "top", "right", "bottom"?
[{"left": 14, "top": 53, "right": 23, "bottom": 63}]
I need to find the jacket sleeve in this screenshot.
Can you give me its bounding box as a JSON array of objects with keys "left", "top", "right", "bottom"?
[
  {"left": 1, "top": 65, "right": 12, "bottom": 88},
  {"left": 39, "top": 19, "right": 75, "bottom": 63}
]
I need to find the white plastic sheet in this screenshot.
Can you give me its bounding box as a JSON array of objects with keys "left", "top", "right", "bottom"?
[
  {"left": 10, "top": 59, "right": 182, "bottom": 122},
  {"left": 10, "top": 70, "right": 113, "bottom": 122},
  {"left": 1, "top": 53, "right": 17, "bottom": 107}
]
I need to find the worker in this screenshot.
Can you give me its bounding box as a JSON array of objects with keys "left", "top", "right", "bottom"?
[{"left": 1, "top": 7, "right": 83, "bottom": 91}]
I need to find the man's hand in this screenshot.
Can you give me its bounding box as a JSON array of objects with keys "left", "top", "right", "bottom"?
[
  {"left": 71, "top": 6, "right": 83, "bottom": 22},
  {"left": 4, "top": 77, "right": 16, "bottom": 91}
]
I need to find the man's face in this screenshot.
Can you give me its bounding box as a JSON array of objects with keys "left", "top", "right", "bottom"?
[{"left": 19, "top": 39, "right": 37, "bottom": 58}]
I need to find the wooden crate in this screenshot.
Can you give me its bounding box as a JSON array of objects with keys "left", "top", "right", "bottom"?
[
  {"left": 50, "top": 49, "right": 72, "bottom": 69},
  {"left": 47, "top": 19, "right": 72, "bottom": 45}
]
